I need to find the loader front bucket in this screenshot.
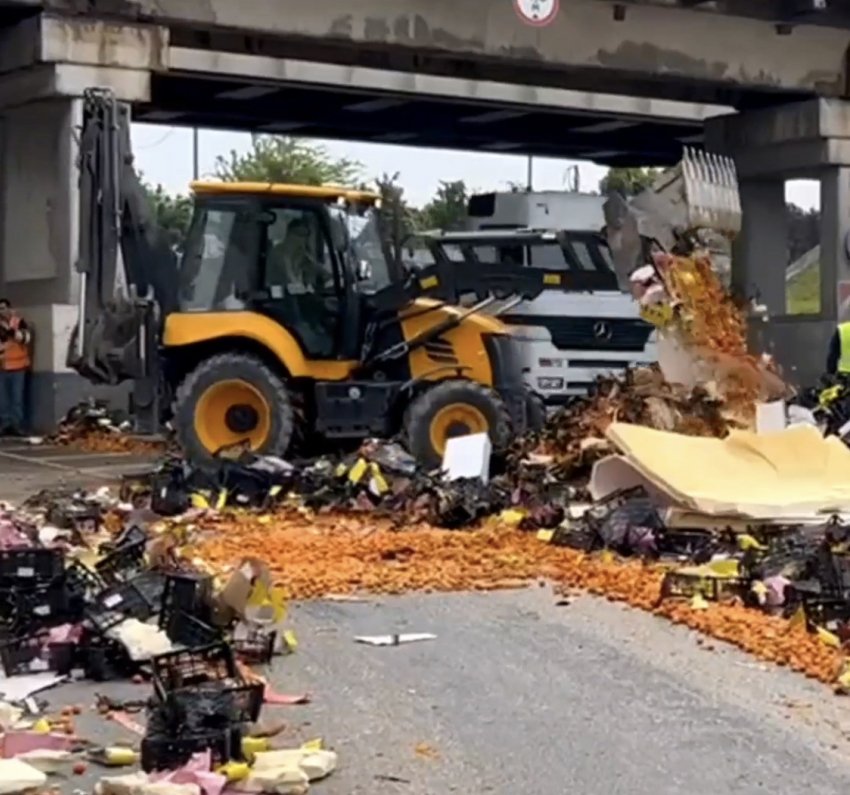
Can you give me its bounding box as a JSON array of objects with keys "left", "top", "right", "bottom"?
[
  {"left": 654, "top": 147, "right": 742, "bottom": 240},
  {"left": 603, "top": 148, "right": 742, "bottom": 283}
]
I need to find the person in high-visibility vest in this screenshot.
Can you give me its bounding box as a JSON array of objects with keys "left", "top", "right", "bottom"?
[
  {"left": 0, "top": 299, "right": 31, "bottom": 435},
  {"left": 825, "top": 322, "right": 850, "bottom": 375}
]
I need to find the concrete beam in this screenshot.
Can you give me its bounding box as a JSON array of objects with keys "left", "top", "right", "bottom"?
[
  {"left": 707, "top": 98, "right": 850, "bottom": 147},
  {"left": 706, "top": 98, "right": 850, "bottom": 177},
  {"left": 0, "top": 14, "right": 168, "bottom": 74},
  {"left": 40, "top": 15, "right": 168, "bottom": 71},
  {"left": 51, "top": 0, "right": 850, "bottom": 96},
  {"left": 0, "top": 63, "right": 150, "bottom": 110},
  {"left": 170, "top": 47, "right": 733, "bottom": 124}
]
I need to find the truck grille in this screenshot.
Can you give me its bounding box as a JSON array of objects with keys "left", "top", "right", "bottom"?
[{"left": 505, "top": 315, "right": 654, "bottom": 352}]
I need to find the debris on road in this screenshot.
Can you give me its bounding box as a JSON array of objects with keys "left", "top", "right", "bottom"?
[
  {"left": 48, "top": 399, "right": 167, "bottom": 455},
  {"left": 0, "top": 493, "right": 340, "bottom": 793},
  {"left": 354, "top": 633, "right": 437, "bottom": 647},
  {"left": 413, "top": 743, "right": 439, "bottom": 760}
]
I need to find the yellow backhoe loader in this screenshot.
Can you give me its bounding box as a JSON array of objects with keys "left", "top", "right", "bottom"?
[{"left": 70, "top": 88, "right": 608, "bottom": 468}]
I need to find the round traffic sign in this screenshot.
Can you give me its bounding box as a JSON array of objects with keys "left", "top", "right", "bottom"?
[{"left": 514, "top": 0, "right": 559, "bottom": 27}]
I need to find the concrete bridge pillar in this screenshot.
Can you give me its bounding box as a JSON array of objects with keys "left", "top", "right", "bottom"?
[
  {"left": 820, "top": 167, "right": 850, "bottom": 322},
  {"left": 0, "top": 14, "right": 166, "bottom": 431},
  {"left": 731, "top": 178, "right": 788, "bottom": 317},
  {"left": 706, "top": 99, "right": 850, "bottom": 387},
  {"left": 0, "top": 98, "right": 84, "bottom": 431}
]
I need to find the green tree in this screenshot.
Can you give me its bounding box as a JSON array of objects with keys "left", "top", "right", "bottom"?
[
  {"left": 420, "top": 180, "right": 469, "bottom": 230},
  {"left": 599, "top": 167, "right": 660, "bottom": 197},
  {"left": 371, "top": 171, "right": 422, "bottom": 240},
  {"left": 140, "top": 179, "right": 192, "bottom": 249},
  {"left": 214, "top": 136, "right": 362, "bottom": 185}
]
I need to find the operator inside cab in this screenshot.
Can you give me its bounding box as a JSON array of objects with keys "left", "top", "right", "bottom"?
[{"left": 826, "top": 321, "right": 850, "bottom": 375}]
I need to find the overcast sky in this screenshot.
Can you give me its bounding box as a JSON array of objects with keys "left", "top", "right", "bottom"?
[{"left": 131, "top": 123, "right": 821, "bottom": 211}]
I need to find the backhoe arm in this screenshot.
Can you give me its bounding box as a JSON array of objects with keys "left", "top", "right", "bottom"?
[{"left": 67, "top": 88, "right": 177, "bottom": 429}]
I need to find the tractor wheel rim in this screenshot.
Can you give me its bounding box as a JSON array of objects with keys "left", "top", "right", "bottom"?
[
  {"left": 194, "top": 379, "right": 272, "bottom": 453},
  {"left": 429, "top": 403, "right": 488, "bottom": 457}
]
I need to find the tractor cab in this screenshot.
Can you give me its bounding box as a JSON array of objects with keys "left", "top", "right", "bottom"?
[{"left": 174, "top": 181, "right": 398, "bottom": 362}]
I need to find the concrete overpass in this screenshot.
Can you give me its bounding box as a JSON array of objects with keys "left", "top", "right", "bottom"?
[
  {"left": 0, "top": 1, "right": 848, "bottom": 425},
  {"left": 3, "top": 0, "right": 849, "bottom": 106}
]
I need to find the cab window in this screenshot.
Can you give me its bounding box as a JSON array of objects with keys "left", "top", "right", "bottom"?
[
  {"left": 262, "top": 207, "right": 337, "bottom": 294},
  {"left": 178, "top": 204, "right": 256, "bottom": 311},
  {"left": 259, "top": 205, "right": 340, "bottom": 358}
]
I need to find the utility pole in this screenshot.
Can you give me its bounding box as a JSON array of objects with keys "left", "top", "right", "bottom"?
[
  {"left": 192, "top": 127, "right": 199, "bottom": 180},
  {"left": 526, "top": 155, "right": 533, "bottom": 191}
]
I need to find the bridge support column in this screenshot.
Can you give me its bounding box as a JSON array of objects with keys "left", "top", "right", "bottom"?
[
  {"left": 706, "top": 99, "right": 850, "bottom": 387},
  {"left": 0, "top": 15, "right": 165, "bottom": 432},
  {"left": 0, "top": 97, "right": 131, "bottom": 433},
  {"left": 820, "top": 167, "right": 850, "bottom": 321},
  {"left": 732, "top": 178, "right": 788, "bottom": 316},
  {"left": 1, "top": 98, "right": 80, "bottom": 432}
]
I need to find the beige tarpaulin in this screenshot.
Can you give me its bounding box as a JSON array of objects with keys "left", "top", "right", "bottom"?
[{"left": 598, "top": 422, "right": 850, "bottom": 519}]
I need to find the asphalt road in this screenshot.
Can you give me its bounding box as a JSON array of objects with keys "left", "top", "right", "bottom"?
[
  {"left": 32, "top": 588, "right": 850, "bottom": 795},
  {"left": 0, "top": 439, "right": 155, "bottom": 501}
]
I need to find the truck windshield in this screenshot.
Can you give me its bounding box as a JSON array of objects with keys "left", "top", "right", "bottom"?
[{"left": 330, "top": 206, "right": 393, "bottom": 293}]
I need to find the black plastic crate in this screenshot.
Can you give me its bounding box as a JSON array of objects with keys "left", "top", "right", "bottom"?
[
  {"left": 156, "top": 683, "right": 257, "bottom": 731},
  {"left": 84, "top": 581, "right": 155, "bottom": 634},
  {"left": 656, "top": 530, "right": 717, "bottom": 562},
  {"left": 45, "top": 503, "right": 101, "bottom": 533},
  {"left": 79, "top": 630, "right": 138, "bottom": 681},
  {"left": 231, "top": 627, "right": 276, "bottom": 665},
  {"left": 801, "top": 595, "right": 850, "bottom": 632},
  {"left": 0, "top": 580, "right": 71, "bottom": 630},
  {"left": 109, "top": 524, "right": 148, "bottom": 551},
  {"left": 151, "top": 642, "right": 238, "bottom": 690},
  {"left": 151, "top": 642, "right": 263, "bottom": 724},
  {"left": 47, "top": 642, "right": 80, "bottom": 676},
  {"left": 550, "top": 523, "right": 601, "bottom": 552},
  {"left": 129, "top": 571, "right": 167, "bottom": 609},
  {"left": 660, "top": 570, "right": 749, "bottom": 602},
  {"left": 163, "top": 611, "right": 222, "bottom": 649},
  {"left": 159, "top": 573, "right": 214, "bottom": 631},
  {"left": 0, "top": 632, "right": 67, "bottom": 676},
  {"left": 158, "top": 679, "right": 264, "bottom": 726},
  {"left": 141, "top": 725, "right": 241, "bottom": 773},
  {"left": 0, "top": 548, "right": 64, "bottom": 584},
  {"left": 95, "top": 534, "right": 147, "bottom": 584},
  {"left": 66, "top": 561, "right": 106, "bottom": 595}
]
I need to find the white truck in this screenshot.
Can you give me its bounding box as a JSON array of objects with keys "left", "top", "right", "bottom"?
[{"left": 418, "top": 190, "right": 658, "bottom": 406}]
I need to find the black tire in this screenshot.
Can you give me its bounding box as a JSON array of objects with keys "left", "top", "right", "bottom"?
[
  {"left": 174, "top": 352, "right": 294, "bottom": 463},
  {"left": 525, "top": 390, "right": 547, "bottom": 434},
  {"left": 403, "top": 379, "right": 512, "bottom": 470}
]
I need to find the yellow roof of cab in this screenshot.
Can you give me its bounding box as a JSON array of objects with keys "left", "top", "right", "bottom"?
[{"left": 190, "top": 180, "right": 380, "bottom": 203}]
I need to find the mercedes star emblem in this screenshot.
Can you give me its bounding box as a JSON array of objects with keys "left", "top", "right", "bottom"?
[{"left": 593, "top": 321, "right": 612, "bottom": 340}]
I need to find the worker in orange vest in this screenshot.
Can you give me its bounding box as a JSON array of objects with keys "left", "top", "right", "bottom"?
[{"left": 0, "top": 299, "right": 31, "bottom": 436}]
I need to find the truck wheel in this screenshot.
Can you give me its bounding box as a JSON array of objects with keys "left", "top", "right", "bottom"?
[
  {"left": 174, "top": 352, "right": 294, "bottom": 462},
  {"left": 404, "top": 379, "right": 511, "bottom": 470}
]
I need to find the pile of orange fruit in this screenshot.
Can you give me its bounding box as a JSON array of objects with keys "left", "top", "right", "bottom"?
[
  {"left": 63, "top": 431, "right": 166, "bottom": 455},
  {"left": 195, "top": 512, "right": 844, "bottom": 688}
]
